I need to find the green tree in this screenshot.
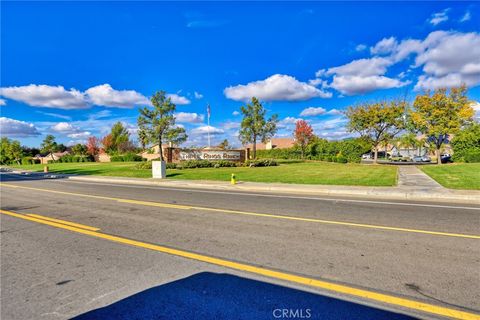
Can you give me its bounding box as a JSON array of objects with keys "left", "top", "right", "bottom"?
[
  {"left": 138, "top": 128, "right": 148, "bottom": 150},
  {"left": 0, "top": 138, "right": 24, "bottom": 164},
  {"left": 110, "top": 122, "right": 130, "bottom": 153},
  {"left": 218, "top": 139, "right": 230, "bottom": 150},
  {"left": 410, "top": 85, "right": 475, "bottom": 164},
  {"left": 71, "top": 143, "right": 87, "bottom": 155},
  {"left": 451, "top": 123, "right": 480, "bottom": 162},
  {"left": 239, "top": 97, "right": 278, "bottom": 159},
  {"left": 398, "top": 132, "right": 418, "bottom": 156},
  {"left": 41, "top": 135, "right": 58, "bottom": 162},
  {"left": 346, "top": 100, "right": 406, "bottom": 164},
  {"left": 137, "top": 91, "right": 187, "bottom": 161}
]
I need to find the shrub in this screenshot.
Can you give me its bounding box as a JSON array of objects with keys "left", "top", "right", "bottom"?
[
  {"left": 110, "top": 153, "right": 143, "bottom": 162},
  {"left": 464, "top": 150, "right": 480, "bottom": 163},
  {"left": 21, "top": 157, "right": 39, "bottom": 165},
  {"left": 245, "top": 159, "right": 278, "bottom": 167},
  {"left": 58, "top": 155, "right": 93, "bottom": 163},
  {"left": 256, "top": 148, "right": 301, "bottom": 159},
  {"left": 135, "top": 161, "right": 178, "bottom": 170},
  {"left": 213, "top": 160, "right": 237, "bottom": 168},
  {"left": 135, "top": 162, "right": 151, "bottom": 169},
  {"left": 255, "top": 137, "right": 369, "bottom": 163},
  {"left": 179, "top": 160, "right": 212, "bottom": 169},
  {"left": 336, "top": 155, "right": 348, "bottom": 163},
  {"left": 166, "top": 163, "right": 177, "bottom": 169},
  {"left": 451, "top": 123, "right": 480, "bottom": 162}
]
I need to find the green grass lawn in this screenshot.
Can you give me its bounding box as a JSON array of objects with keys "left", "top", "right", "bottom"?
[
  {"left": 419, "top": 163, "right": 480, "bottom": 190},
  {"left": 7, "top": 161, "right": 398, "bottom": 186}
]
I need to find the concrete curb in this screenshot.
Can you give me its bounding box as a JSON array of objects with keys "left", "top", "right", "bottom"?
[{"left": 65, "top": 175, "right": 480, "bottom": 205}]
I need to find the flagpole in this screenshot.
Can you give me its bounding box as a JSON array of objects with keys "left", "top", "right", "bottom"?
[{"left": 207, "top": 103, "right": 211, "bottom": 148}]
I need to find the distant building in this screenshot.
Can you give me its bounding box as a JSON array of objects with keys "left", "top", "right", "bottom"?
[
  {"left": 246, "top": 138, "right": 295, "bottom": 150},
  {"left": 140, "top": 143, "right": 175, "bottom": 161},
  {"left": 35, "top": 151, "right": 70, "bottom": 164}
]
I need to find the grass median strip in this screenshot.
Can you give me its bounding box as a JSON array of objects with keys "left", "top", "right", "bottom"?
[
  {"left": 1, "top": 208, "right": 478, "bottom": 320},
  {"left": 1, "top": 182, "right": 479, "bottom": 239},
  {"left": 8, "top": 161, "right": 398, "bottom": 186}
]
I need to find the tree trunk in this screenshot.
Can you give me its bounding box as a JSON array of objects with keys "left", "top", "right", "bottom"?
[
  {"left": 50, "top": 151, "right": 55, "bottom": 163},
  {"left": 159, "top": 136, "right": 164, "bottom": 162},
  {"left": 373, "top": 146, "right": 378, "bottom": 164},
  {"left": 252, "top": 135, "right": 257, "bottom": 160},
  {"left": 301, "top": 145, "right": 305, "bottom": 159},
  {"left": 436, "top": 148, "right": 441, "bottom": 165}
]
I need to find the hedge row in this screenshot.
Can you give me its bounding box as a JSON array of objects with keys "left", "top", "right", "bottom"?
[
  {"left": 464, "top": 150, "right": 480, "bottom": 163},
  {"left": 55, "top": 155, "right": 94, "bottom": 163},
  {"left": 135, "top": 159, "right": 278, "bottom": 170},
  {"left": 21, "top": 157, "right": 41, "bottom": 165},
  {"left": 110, "top": 153, "right": 144, "bottom": 162},
  {"left": 255, "top": 138, "right": 371, "bottom": 163},
  {"left": 451, "top": 123, "right": 480, "bottom": 163}
]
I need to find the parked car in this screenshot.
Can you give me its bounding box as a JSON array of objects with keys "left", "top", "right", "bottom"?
[
  {"left": 440, "top": 153, "right": 452, "bottom": 163},
  {"left": 391, "top": 155, "right": 411, "bottom": 162},
  {"left": 362, "top": 151, "right": 389, "bottom": 160},
  {"left": 413, "top": 155, "right": 432, "bottom": 162}
]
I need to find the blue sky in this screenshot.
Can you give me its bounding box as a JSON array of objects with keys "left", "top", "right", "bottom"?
[{"left": 1, "top": 1, "right": 479, "bottom": 147}]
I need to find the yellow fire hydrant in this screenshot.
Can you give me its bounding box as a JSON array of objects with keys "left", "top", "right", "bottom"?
[
  {"left": 231, "top": 173, "right": 236, "bottom": 185},
  {"left": 43, "top": 166, "right": 49, "bottom": 173}
]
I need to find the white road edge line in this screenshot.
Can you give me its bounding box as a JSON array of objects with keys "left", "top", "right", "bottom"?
[{"left": 47, "top": 178, "right": 480, "bottom": 211}]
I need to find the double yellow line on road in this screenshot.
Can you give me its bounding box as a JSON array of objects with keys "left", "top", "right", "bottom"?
[
  {"left": 1, "top": 208, "right": 479, "bottom": 320},
  {"left": 1, "top": 182, "right": 479, "bottom": 239}
]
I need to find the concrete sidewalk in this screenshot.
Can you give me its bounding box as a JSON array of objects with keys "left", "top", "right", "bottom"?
[{"left": 3, "top": 167, "right": 479, "bottom": 204}]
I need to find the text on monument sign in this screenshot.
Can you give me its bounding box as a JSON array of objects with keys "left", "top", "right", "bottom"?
[{"left": 180, "top": 150, "right": 241, "bottom": 161}]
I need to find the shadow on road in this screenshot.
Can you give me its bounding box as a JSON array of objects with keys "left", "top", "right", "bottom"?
[
  {"left": 0, "top": 171, "right": 68, "bottom": 182},
  {"left": 72, "top": 272, "right": 415, "bottom": 320}
]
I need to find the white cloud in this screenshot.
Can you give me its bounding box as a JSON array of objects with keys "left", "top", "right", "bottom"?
[
  {"left": 355, "top": 44, "right": 367, "bottom": 52},
  {"left": 429, "top": 9, "right": 449, "bottom": 25},
  {"left": 85, "top": 84, "right": 149, "bottom": 108},
  {"left": 313, "top": 30, "right": 480, "bottom": 94},
  {"left": 471, "top": 101, "right": 480, "bottom": 119},
  {"left": 0, "top": 84, "right": 88, "bottom": 109},
  {"left": 0, "top": 83, "right": 191, "bottom": 109},
  {"left": 315, "top": 69, "right": 326, "bottom": 78},
  {"left": 224, "top": 74, "right": 332, "bottom": 102},
  {"left": 36, "top": 111, "right": 71, "bottom": 120},
  {"left": 67, "top": 131, "right": 91, "bottom": 139},
  {"left": 278, "top": 117, "right": 303, "bottom": 129},
  {"left": 414, "top": 31, "right": 480, "bottom": 90},
  {"left": 318, "top": 130, "right": 353, "bottom": 140},
  {"left": 167, "top": 93, "right": 191, "bottom": 105},
  {"left": 194, "top": 91, "right": 203, "bottom": 99},
  {"left": 221, "top": 121, "right": 240, "bottom": 130},
  {"left": 326, "top": 109, "right": 344, "bottom": 115},
  {"left": 175, "top": 112, "right": 204, "bottom": 123},
  {"left": 460, "top": 11, "right": 471, "bottom": 22},
  {"left": 330, "top": 75, "right": 409, "bottom": 95},
  {"left": 0, "top": 98, "right": 6, "bottom": 106},
  {"left": 325, "top": 57, "right": 393, "bottom": 77},
  {"left": 279, "top": 117, "right": 302, "bottom": 124},
  {"left": 0, "top": 117, "right": 40, "bottom": 137},
  {"left": 370, "top": 37, "right": 398, "bottom": 55},
  {"left": 232, "top": 111, "right": 240, "bottom": 116},
  {"left": 300, "top": 107, "right": 326, "bottom": 117},
  {"left": 190, "top": 125, "right": 224, "bottom": 135},
  {"left": 51, "top": 122, "right": 79, "bottom": 133},
  {"left": 311, "top": 117, "right": 348, "bottom": 131}
]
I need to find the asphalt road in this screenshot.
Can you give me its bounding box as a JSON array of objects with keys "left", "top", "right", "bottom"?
[{"left": 1, "top": 172, "right": 479, "bottom": 320}]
